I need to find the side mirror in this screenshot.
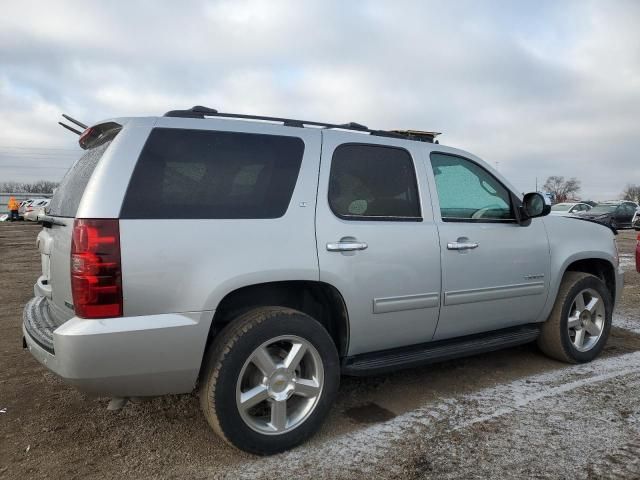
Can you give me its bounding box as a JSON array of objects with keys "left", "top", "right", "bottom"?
[{"left": 521, "top": 192, "right": 551, "bottom": 220}]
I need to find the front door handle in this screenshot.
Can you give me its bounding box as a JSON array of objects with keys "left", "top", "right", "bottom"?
[
  {"left": 447, "top": 241, "right": 479, "bottom": 250},
  {"left": 326, "top": 241, "right": 368, "bottom": 252}
]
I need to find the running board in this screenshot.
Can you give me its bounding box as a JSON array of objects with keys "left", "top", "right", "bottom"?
[{"left": 341, "top": 324, "right": 541, "bottom": 376}]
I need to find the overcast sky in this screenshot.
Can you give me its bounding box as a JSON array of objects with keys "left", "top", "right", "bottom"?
[{"left": 1, "top": 0, "right": 638, "bottom": 199}]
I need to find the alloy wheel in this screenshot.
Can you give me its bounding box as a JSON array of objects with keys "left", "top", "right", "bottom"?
[
  {"left": 236, "top": 335, "right": 324, "bottom": 435},
  {"left": 567, "top": 288, "right": 605, "bottom": 352}
]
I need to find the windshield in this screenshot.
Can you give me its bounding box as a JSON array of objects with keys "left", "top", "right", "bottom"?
[
  {"left": 551, "top": 203, "right": 571, "bottom": 211},
  {"left": 589, "top": 204, "right": 617, "bottom": 214}
]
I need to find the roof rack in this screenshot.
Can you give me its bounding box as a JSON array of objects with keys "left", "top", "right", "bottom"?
[{"left": 163, "top": 106, "right": 440, "bottom": 143}]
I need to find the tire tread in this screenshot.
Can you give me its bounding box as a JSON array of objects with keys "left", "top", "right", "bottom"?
[
  {"left": 199, "top": 306, "right": 300, "bottom": 449},
  {"left": 538, "top": 271, "right": 600, "bottom": 363}
]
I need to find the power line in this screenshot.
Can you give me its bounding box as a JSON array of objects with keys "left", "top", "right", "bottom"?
[
  {"left": 0, "top": 151, "right": 80, "bottom": 158},
  {"left": 0, "top": 145, "right": 78, "bottom": 152},
  {"left": 0, "top": 165, "right": 71, "bottom": 170}
]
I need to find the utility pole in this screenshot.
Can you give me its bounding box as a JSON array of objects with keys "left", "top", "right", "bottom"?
[{"left": 535, "top": 177, "right": 538, "bottom": 192}]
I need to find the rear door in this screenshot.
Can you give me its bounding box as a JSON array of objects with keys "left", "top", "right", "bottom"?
[
  {"left": 316, "top": 131, "right": 441, "bottom": 356},
  {"left": 427, "top": 151, "right": 550, "bottom": 340},
  {"left": 620, "top": 203, "right": 636, "bottom": 226}
]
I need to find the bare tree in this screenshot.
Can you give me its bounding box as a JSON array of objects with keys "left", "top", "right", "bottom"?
[
  {"left": 622, "top": 184, "right": 640, "bottom": 203},
  {"left": 543, "top": 176, "right": 581, "bottom": 204},
  {"left": 0, "top": 180, "right": 59, "bottom": 194}
]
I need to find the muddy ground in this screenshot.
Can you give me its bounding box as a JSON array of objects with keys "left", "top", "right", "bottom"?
[{"left": 1, "top": 222, "right": 639, "bottom": 479}]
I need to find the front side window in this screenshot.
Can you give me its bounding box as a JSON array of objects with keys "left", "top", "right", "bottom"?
[
  {"left": 590, "top": 204, "right": 617, "bottom": 214},
  {"left": 328, "top": 144, "right": 421, "bottom": 220},
  {"left": 121, "top": 128, "right": 304, "bottom": 219},
  {"left": 430, "top": 153, "right": 514, "bottom": 221}
]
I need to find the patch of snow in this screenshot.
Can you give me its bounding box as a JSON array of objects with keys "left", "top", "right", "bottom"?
[
  {"left": 613, "top": 312, "right": 640, "bottom": 334},
  {"left": 223, "top": 351, "right": 640, "bottom": 479},
  {"left": 619, "top": 253, "right": 636, "bottom": 272}
]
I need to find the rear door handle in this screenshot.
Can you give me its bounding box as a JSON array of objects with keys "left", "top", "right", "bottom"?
[
  {"left": 447, "top": 241, "right": 479, "bottom": 250},
  {"left": 326, "top": 241, "right": 368, "bottom": 252}
]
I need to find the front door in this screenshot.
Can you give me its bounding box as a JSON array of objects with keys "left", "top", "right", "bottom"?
[
  {"left": 427, "top": 152, "right": 550, "bottom": 340},
  {"left": 315, "top": 131, "right": 441, "bottom": 355}
]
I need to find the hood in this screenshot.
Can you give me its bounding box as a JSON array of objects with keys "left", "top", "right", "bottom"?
[
  {"left": 574, "top": 211, "right": 611, "bottom": 219},
  {"left": 562, "top": 213, "right": 617, "bottom": 233}
]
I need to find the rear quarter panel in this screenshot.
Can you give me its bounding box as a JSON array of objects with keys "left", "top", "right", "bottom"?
[{"left": 118, "top": 118, "right": 322, "bottom": 317}]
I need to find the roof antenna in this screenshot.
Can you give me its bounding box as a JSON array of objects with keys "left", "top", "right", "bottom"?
[
  {"left": 58, "top": 121, "right": 82, "bottom": 135},
  {"left": 62, "top": 114, "right": 88, "bottom": 129},
  {"left": 58, "top": 113, "right": 88, "bottom": 136}
]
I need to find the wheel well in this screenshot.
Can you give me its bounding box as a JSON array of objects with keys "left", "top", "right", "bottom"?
[
  {"left": 208, "top": 281, "right": 349, "bottom": 358},
  {"left": 565, "top": 258, "right": 616, "bottom": 300}
]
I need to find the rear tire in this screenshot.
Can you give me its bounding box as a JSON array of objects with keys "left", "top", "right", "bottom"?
[
  {"left": 199, "top": 307, "right": 340, "bottom": 455},
  {"left": 538, "top": 272, "right": 612, "bottom": 363}
]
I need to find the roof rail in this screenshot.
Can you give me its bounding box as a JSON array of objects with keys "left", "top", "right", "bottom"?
[{"left": 162, "top": 106, "right": 440, "bottom": 143}]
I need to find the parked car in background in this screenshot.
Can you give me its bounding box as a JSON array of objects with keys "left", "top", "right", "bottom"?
[
  {"left": 18, "top": 199, "right": 36, "bottom": 218},
  {"left": 23, "top": 199, "right": 50, "bottom": 222},
  {"left": 549, "top": 202, "right": 592, "bottom": 216},
  {"left": 574, "top": 200, "right": 638, "bottom": 229},
  {"left": 636, "top": 233, "right": 640, "bottom": 273}
]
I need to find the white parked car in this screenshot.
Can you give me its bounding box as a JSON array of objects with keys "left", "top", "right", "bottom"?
[
  {"left": 549, "top": 202, "right": 592, "bottom": 216},
  {"left": 23, "top": 199, "right": 50, "bottom": 222}
]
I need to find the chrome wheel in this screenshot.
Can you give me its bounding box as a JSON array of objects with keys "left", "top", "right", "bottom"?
[
  {"left": 567, "top": 288, "right": 605, "bottom": 352},
  {"left": 236, "top": 335, "right": 324, "bottom": 435}
]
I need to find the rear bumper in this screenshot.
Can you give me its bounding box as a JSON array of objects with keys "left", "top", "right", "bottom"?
[{"left": 23, "top": 296, "right": 212, "bottom": 397}]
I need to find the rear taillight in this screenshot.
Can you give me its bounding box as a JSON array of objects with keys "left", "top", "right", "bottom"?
[{"left": 71, "top": 219, "right": 122, "bottom": 319}]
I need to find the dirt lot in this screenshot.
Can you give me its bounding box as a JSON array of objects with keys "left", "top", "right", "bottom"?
[{"left": 1, "top": 222, "right": 640, "bottom": 479}]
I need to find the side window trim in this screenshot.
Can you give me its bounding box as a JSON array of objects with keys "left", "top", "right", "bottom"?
[
  {"left": 429, "top": 151, "right": 519, "bottom": 224},
  {"left": 328, "top": 142, "right": 423, "bottom": 222}
]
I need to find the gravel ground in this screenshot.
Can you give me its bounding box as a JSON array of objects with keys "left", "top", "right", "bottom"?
[{"left": 1, "top": 222, "right": 639, "bottom": 479}]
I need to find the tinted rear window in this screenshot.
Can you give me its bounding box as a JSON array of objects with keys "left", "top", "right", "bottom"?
[
  {"left": 48, "top": 141, "right": 112, "bottom": 217},
  {"left": 328, "top": 144, "right": 421, "bottom": 220},
  {"left": 120, "top": 128, "right": 305, "bottom": 219}
]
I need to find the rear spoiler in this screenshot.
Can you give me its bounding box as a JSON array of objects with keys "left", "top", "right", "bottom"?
[{"left": 58, "top": 114, "right": 122, "bottom": 149}]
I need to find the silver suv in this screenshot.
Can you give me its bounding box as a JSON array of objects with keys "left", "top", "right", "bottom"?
[{"left": 23, "top": 106, "right": 623, "bottom": 454}]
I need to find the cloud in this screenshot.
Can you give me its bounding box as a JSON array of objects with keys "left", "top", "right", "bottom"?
[{"left": 0, "top": 0, "right": 638, "bottom": 199}]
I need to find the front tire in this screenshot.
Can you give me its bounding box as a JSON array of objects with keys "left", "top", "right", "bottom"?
[
  {"left": 538, "top": 272, "right": 612, "bottom": 363},
  {"left": 199, "top": 307, "right": 340, "bottom": 455}
]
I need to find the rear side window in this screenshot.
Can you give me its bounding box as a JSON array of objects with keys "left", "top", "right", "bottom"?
[
  {"left": 121, "top": 128, "right": 305, "bottom": 219},
  {"left": 48, "top": 140, "right": 112, "bottom": 218},
  {"left": 328, "top": 144, "right": 421, "bottom": 220}
]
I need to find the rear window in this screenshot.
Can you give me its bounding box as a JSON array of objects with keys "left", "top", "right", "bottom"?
[
  {"left": 120, "top": 128, "right": 305, "bottom": 219},
  {"left": 328, "top": 144, "right": 421, "bottom": 220},
  {"left": 48, "top": 140, "right": 112, "bottom": 217}
]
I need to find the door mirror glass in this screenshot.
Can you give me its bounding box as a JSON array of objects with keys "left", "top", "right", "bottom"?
[{"left": 522, "top": 192, "right": 551, "bottom": 219}]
